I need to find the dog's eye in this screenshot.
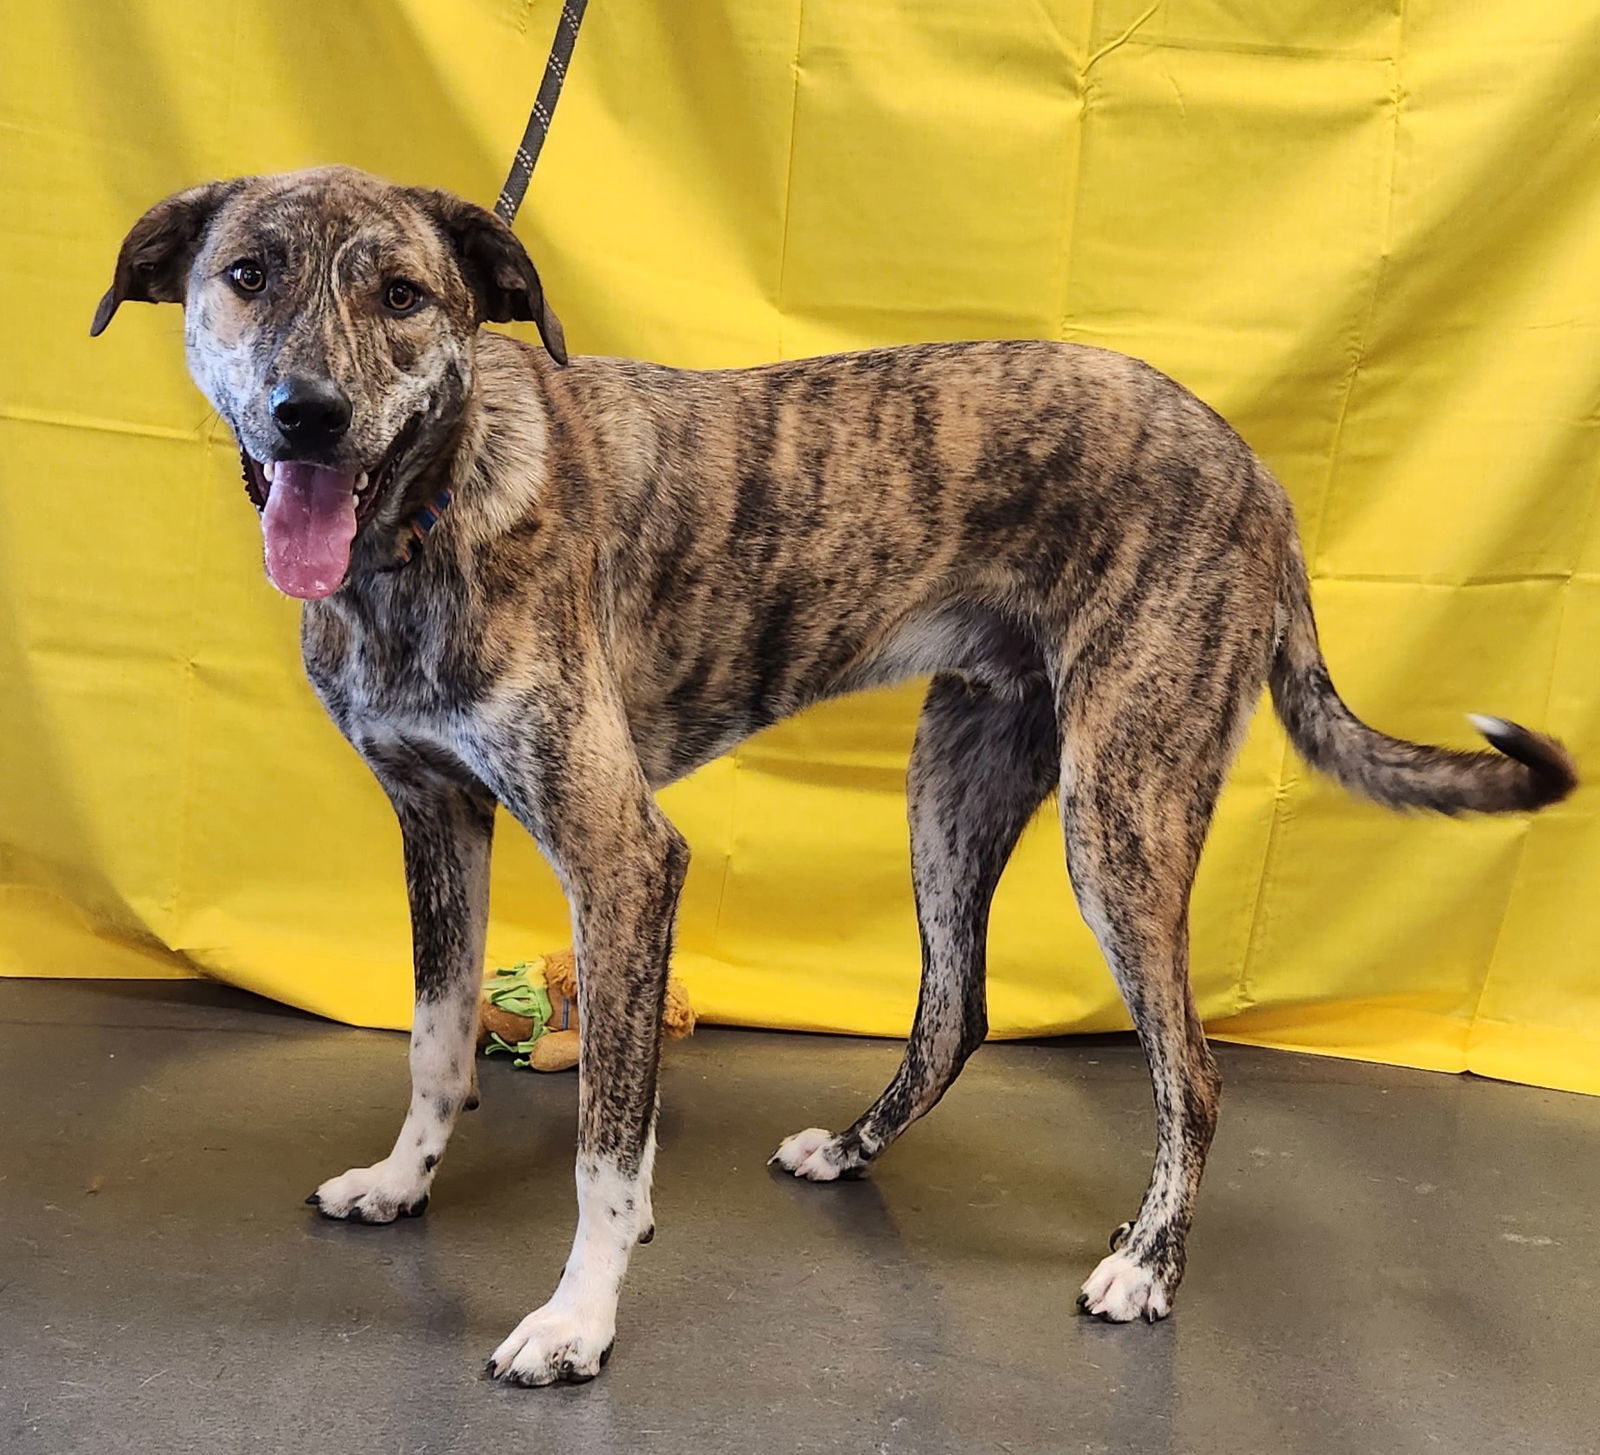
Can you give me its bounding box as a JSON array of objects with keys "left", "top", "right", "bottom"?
[
  {"left": 383, "top": 280, "right": 423, "bottom": 314},
  {"left": 228, "top": 260, "right": 266, "bottom": 295}
]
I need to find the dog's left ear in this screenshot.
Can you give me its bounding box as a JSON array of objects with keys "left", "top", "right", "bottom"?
[
  {"left": 412, "top": 190, "right": 568, "bottom": 365},
  {"left": 90, "top": 180, "right": 242, "bottom": 337}
]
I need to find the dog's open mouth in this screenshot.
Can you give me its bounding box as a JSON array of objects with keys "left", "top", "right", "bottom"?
[{"left": 240, "top": 417, "right": 421, "bottom": 600}]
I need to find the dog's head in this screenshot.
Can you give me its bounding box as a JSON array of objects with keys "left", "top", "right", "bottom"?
[{"left": 91, "top": 166, "right": 565, "bottom": 599}]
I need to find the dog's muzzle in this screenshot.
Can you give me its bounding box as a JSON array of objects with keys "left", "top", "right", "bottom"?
[{"left": 238, "top": 413, "right": 425, "bottom": 600}]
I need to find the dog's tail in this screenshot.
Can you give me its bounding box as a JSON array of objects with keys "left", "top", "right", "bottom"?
[{"left": 1268, "top": 534, "right": 1576, "bottom": 814}]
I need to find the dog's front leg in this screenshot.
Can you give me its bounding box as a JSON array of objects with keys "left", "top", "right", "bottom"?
[
  {"left": 477, "top": 708, "right": 687, "bottom": 1386},
  {"left": 310, "top": 765, "right": 495, "bottom": 1223}
]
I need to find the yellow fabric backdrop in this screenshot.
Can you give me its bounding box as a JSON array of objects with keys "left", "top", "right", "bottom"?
[{"left": 3, "top": 1, "right": 1597, "bottom": 1093}]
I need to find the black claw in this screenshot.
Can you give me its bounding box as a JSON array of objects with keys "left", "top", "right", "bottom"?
[
  {"left": 638, "top": 1224, "right": 655, "bottom": 1245},
  {"left": 484, "top": 1359, "right": 499, "bottom": 1379},
  {"left": 464, "top": 1096, "right": 481, "bottom": 1112},
  {"left": 402, "top": 1195, "right": 430, "bottom": 1218},
  {"left": 1109, "top": 1221, "right": 1132, "bottom": 1252},
  {"left": 346, "top": 1206, "right": 370, "bottom": 1225},
  {"left": 305, "top": 1193, "right": 321, "bottom": 1206},
  {"left": 1075, "top": 1292, "right": 1091, "bottom": 1313},
  {"left": 599, "top": 1341, "right": 614, "bottom": 1368}
]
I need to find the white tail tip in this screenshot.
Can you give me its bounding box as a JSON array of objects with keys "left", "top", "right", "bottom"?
[{"left": 1468, "top": 713, "right": 1513, "bottom": 740}]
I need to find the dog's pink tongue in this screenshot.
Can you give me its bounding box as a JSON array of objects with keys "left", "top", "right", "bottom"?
[{"left": 261, "top": 463, "right": 359, "bottom": 599}]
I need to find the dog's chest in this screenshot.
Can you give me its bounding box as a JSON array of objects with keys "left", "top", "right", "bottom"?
[{"left": 300, "top": 584, "right": 493, "bottom": 746}]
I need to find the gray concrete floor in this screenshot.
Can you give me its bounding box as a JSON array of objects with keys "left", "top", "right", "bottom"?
[{"left": 1, "top": 979, "right": 1597, "bottom": 1455}]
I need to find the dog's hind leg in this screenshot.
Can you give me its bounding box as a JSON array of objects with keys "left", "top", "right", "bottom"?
[
  {"left": 1057, "top": 638, "right": 1260, "bottom": 1323},
  {"left": 310, "top": 759, "right": 496, "bottom": 1223},
  {"left": 772, "top": 673, "right": 1059, "bottom": 1181}
]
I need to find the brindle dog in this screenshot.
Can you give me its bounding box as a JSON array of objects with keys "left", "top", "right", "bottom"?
[{"left": 93, "top": 166, "right": 1575, "bottom": 1386}]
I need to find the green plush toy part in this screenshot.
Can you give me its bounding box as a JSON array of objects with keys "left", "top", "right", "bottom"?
[{"left": 483, "top": 962, "right": 556, "bottom": 1068}]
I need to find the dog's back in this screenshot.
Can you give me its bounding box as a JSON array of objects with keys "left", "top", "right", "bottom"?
[{"left": 489, "top": 336, "right": 1284, "bottom": 781}]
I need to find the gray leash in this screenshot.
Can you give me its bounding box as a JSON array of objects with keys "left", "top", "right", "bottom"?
[
  {"left": 383, "top": 1, "right": 589, "bottom": 567},
  {"left": 495, "top": 0, "right": 590, "bottom": 224}
]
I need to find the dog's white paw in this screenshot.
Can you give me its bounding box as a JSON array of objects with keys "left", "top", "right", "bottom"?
[
  {"left": 486, "top": 1303, "right": 615, "bottom": 1387},
  {"left": 1076, "top": 1250, "right": 1172, "bottom": 1323},
  {"left": 770, "top": 1127, "right": 849, "bottom": 1181},
  {"left": 308, "top": 1158, "right": 431, "bottom": 1224}
]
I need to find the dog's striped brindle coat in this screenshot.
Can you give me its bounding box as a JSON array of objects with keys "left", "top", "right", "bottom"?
[{"left": 95, "top": 167, "right": 1575, "bottom": 1386}]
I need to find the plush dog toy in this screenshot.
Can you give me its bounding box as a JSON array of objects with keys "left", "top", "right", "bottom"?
[{"left": 477, "top": 949, "right": 696, "bottom": 1072}]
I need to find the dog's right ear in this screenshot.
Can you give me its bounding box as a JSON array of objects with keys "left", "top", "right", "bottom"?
[{"left": 90, "top": 180, "right": 241, "bottom": 337}]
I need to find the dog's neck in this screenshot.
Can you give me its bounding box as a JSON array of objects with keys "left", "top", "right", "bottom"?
[
  {"left": 338, "top": 334, "right": 555, "bottom": 593},
  {"left": 344, "top": 390, "right": 484, "bottom": 582}
]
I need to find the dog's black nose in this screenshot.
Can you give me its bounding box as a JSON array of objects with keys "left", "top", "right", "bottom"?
[{"left": 270, "top": 377, "right": 352, "bottom": 453}]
